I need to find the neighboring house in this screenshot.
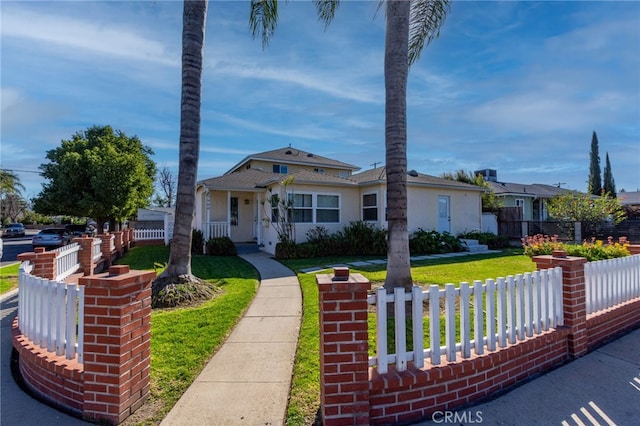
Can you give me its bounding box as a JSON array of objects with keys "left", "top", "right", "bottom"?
[
  {"left": 476, "top": 169, "right": 573, "bottom": 221},
  {"left": 618, "top": 191, "right": 640, "bottom": 207},
  {"left": 134, "top": 207, "right": 175, "bottom": 229},
  {"left": 195, "top": 147, "right": 484, "bottom": 255}
]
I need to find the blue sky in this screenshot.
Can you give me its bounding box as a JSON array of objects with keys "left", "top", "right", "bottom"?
[{"left": 2, "top": 0, "right": 639, "bottom": 201}]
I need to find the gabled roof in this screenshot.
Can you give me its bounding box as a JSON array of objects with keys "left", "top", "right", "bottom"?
[
  {"left": 486, "top": 181, "right": 574, "bottom": 198},
  {"left": 225, "top": 146, "right": 360, "bottom": 175},
  {"left": 198, "top": 168, "right": 358, "bottom": 191},
  {"left": 619, "top": 191, "right": 640, "bottom": 205},
  {"left": 352, "top": 167, "right": 485, "bottom": 191}
]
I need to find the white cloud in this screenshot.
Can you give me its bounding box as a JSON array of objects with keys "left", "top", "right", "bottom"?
[{"left": 1, "top": 6, "right": 178, "bottom": 67}]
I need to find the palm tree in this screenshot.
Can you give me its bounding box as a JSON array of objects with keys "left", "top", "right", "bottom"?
[
  {"left": 0, "top": 169, "right": 26, "bottom": 198},
  {"left": 251, "top": 0, "right": 449, "bottom": 291},
  {"left": 155, "top": 0, "right": 209, "bottom": 302}
]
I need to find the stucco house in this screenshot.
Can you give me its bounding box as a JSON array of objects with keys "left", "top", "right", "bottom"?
[
  {"left": 195, "top": 147, "right": 484, "bottom": 254},
  {"left": 475, "top": 169, "right": 573, "bottom": 221}
]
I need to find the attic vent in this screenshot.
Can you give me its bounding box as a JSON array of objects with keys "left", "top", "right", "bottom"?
[
  {"left": 285, "top": 150, "right": 292, "bottom": 155},
  {"left": 307, "top": 153, "right": 313, "bottom": 157},
  {"left": 408, "top": 170, "right": 419, "bottom": 177}
]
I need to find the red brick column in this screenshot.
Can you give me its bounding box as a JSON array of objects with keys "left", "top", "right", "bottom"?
[
  {"left": 18, "top": 247, "right": 57, "bottom": 279},
  {"left": 627, "top": 245, "right": 640, "bottom": 255},
  {"left": 122, "top": 228, "right": 130, "bottom": 250},
  {"left": 113, "top": 231, "right": 124, "bottom": 257},
  {"left": 73, "top": 237, "right": 96, "bottom": 276},
  {"left": 80, "top": 265, "right": 155, "bottom": 425},
  {"left": 533, "top": 250, "right": 588, "bottom": 358},
  {"left": 317, "top": 268, "right": 371, "bottom": 426},
  {"left": 99, "top": 233, "right": 113, "bottom": 267}
]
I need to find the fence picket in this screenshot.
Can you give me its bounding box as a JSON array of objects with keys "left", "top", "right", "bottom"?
[
  {"left": 412, "top": 287, "right": 424, "bottom": 368},
  {"left": 523, "top": 273, "right": 533, "bottom": 337},
  {"left": 473, "top": 280, "right": 484, "bottom": 355},
  {"left": 444, "top": 284, "right": 456, "bottom": 362},
  {"left": 394, "top": 287, "right": 407, "bottom": 371},
  {"left": 460, "top": 283, "right": 471, "bottom": 359},
  {"left": 506, "top": 276, "right": 516, "bottom": 344},
  {"left": 429, "top": 285, "right": 441, "bottom": 365},
  {"left": 376, "top": 287, "right": 388, "bottom": 374},
  {"left": 485, "top": 279, "right": 496, "bottom": 351},
  {"left": 515, "top": 274, "right": 525, "bottom": 341},
  {"left": 496, "top": 278, "right": 507, "bottom": 348}
]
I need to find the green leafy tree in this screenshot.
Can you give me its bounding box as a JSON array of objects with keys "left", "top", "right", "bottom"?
[
  {"left": 441, "top": 169, "right": 503, "bottom": 212},
  {"left": 547, "top": 192, "right": 626, "bottom": 239},
  {"left": 588, "top": 131, "right": 602, "bottom": 195},
  {"left": 603, "top": 152, "right": 616, "bottom": 196},
  {"left": 33, "top": 125, "right": 156, "bottom": 231},
  {"left": 0, "top": 169, "right": 27, "bottom": 222},
  {"left": 251, "top": 0, "right": 449, "bottom": 291}
]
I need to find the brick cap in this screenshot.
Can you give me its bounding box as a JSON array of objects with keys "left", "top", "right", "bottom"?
[{"left": 109, "top": 265, "right": 130, "bottom": 275}]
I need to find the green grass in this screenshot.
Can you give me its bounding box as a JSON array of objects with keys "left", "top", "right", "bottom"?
[
  {"left": 281, "top": 248, "right": 536, "bottom": 425},
  {"left": 115, "top": 246, "right": 259, "bottom": 425},
  {"left": 0, "top": 262, "right": 20, "bottom": 294}
]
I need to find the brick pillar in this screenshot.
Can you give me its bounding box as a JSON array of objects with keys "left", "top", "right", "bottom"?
[
  {"left": 533, "top": 250, "right": 588, "bottom": 358},
  {"left": 73, "top": 237, "right": 96, "bottom": 276},
  {"left": 81, "top": 265, "right": 155, "bottom": 425},
  {"left": 122, "top": 228, "right": 130, "bottom": 250},
  {"left": 99, "top": 234, "right": 113, "bottom": 267},
  {"left": 113, "top": 231, "right": 124, "bottom": 257},
  {"left": 316, "top": 268, "right": 371, "bottom": 426},
  {"left": 18, "top": 247, "right": 57, "bottom": 279},
  {"left": 628, "top": 245, "right": 640, "bottom": 255}
]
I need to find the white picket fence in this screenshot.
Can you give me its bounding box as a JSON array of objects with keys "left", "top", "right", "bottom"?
[
  {"left": 18, "top": 264, "right": 85, "bottom": 363},
  {"left": 134, "top": 228, "right": 165, "bottom": 241},
  {"left": 54, "top": 243, "right": 81, "bottom": 281},
  {"left": 585, "top": 254, "right": 640, "bottom": 315},
  {"left": 368, "top": 268, "right": 563, "bottom": 374}
]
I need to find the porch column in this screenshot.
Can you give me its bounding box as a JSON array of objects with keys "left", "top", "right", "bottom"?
[
  {"left": 256, "top": 192, "right": 262, "bottom": 246},
  {"left": 226, "top": 190, "right": 231, "bottom": 238},
  {"left": 205, "top": 189, "right": 211, "bottom": 240}
]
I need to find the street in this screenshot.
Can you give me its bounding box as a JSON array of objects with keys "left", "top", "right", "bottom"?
[{"left": 1, "top": 230, "right": 38, "bottom": 266}]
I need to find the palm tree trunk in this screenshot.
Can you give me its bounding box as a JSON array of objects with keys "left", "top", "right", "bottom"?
[
  {"left": 161, "top": 0, "right": 208, "bottom": 278},
  {"left": 383, "top": 0, "right": 413, "bottom": 292}
]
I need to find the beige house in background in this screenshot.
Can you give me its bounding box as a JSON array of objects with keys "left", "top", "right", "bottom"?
[{"left": 195, "top": 147, "right": 484, "bottom": 255}]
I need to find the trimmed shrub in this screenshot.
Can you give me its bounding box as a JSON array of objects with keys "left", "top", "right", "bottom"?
[
  {"left": 409, "top": 228, "right": 464, "bottom": 255},
  {"left": 336, "top": 221, "right": 387, "bottom": 256},
  {"left": 192, "top": 229, "right": 205, "bottom": 255},
  {"left": 205, "top": 237, "right": 237, "bottom": 256}
]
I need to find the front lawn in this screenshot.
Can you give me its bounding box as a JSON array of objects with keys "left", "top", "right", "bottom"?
[
  {"left": 0, "top": 262, "right": 20, "bottom": 294},
  {"left": 281, "top": 248, "right": 536, "bottom": 425}
]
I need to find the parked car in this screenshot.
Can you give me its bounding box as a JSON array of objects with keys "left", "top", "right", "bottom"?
[
  {"left": 2, "top": 223, "right": 26, "bottom": 238},
  {"left": 32, "top": 228, "right": 73, "bottom": 249},
  {"left": 65, "top": 224, "right": 95, "bottom": 237}
]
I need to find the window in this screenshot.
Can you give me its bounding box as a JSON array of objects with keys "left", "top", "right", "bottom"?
[
  {"left": 515, "top": 198, "right": 525, "bottom": 217},
  {"left": 362, "top": 193, "right": 378, "bottom": 221},
  {"left": 289, "top": 193, "right": 313, "bottom": 223},
  {"left": 230, "top": 197, "right": 238, "bottom": 226},
  {"left": 338, "top": 171, "right": 349, "bottom": 178},
  {"left": 314, "top": 168, "right": 325, "bottom": 174},
  {"left": 272, "top": 164, "right": 288, "bottom": 174},
  {"left": 284, "top": 192, "right": 341, "bottom": 224},
  {"left": 317, "top": 195, "right": 339, "bottom": 223}
]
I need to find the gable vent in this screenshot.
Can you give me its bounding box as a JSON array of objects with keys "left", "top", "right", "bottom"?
[{"left": 285, "top": 150, "right": 292, "bottom": 154}]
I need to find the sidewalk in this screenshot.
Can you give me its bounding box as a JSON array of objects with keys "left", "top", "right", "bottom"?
[
  {"left": 417, "top": 327, "right": 640, "bottom": 426},
  {"left": 160, "top": 251, "right": 302, "bottom": 426}
]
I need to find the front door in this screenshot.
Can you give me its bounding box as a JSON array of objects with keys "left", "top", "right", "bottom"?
[{"left": 438, "top": 196, "right": 450, "bottom": 233}]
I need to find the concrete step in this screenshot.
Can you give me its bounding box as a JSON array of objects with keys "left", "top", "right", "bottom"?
[{"left": 460, "top": 239, "right": 489, "bottom": 253}]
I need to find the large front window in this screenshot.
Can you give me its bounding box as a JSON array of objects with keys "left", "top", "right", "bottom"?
[{"left": 286, "top": 193, "right": 340, "bottom": 224}]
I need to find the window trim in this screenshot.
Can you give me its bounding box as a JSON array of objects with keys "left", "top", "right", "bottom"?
[
  {"left": 286, "top": 191, "right": 341, "bottom": 224},
  {"left": 362, "top": 192, "right": 378, "bottom": 222}
]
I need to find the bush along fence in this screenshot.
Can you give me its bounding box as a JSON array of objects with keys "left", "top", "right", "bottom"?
[
  {"left": 11, "top": 229, "right": 156, "bottom": 425},
  {"left": 316, "top": 247, "right": 640, "bottom": 425}
]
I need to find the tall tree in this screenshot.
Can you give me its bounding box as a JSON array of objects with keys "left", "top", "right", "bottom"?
[
  {"left": 251, "top": 0, "right": 449, "bottom": 291},
  {"left": 155, "top": 1, "right": 209, "bottom": 296},
  {"left": 0, "top": 169, "right": 25, "bottom": 197},
  {"left": 33, "top": 125, "right": 156, "bottom": 231},
  {"left": 154, "top": 166, "right": 177, "bottom": 207},
  {"left": 603, "top": 152, "right": 616, "bottom": 196},
  {"left": 588, "top": 131, "right": 602, "bottom": 195}
]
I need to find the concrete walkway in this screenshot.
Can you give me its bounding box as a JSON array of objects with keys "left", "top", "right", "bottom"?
[{"left": 160, "top": 252, "right": 301, "bottom": 426}]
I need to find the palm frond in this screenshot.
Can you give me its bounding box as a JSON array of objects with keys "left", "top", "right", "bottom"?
[
  {"left": 249, "top": 0, "right": 280, "bottom": 48},
  {"left": 314, "top": 0, "right": 340, "bottom": 29},
  {"left": 408, "top": 0, "right": 450, "bottom": 65}
]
